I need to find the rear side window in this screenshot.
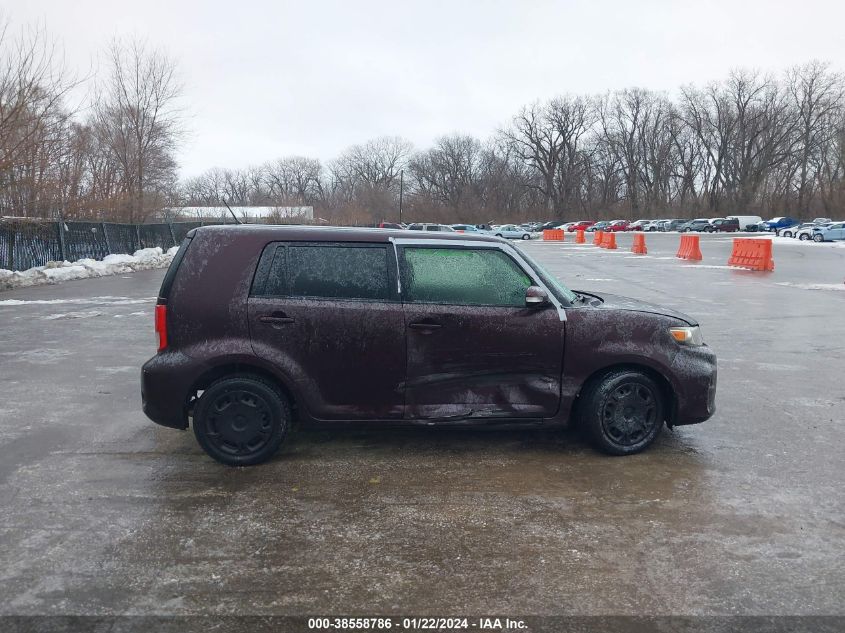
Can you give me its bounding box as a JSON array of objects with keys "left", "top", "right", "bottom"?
[
  {"left": 257, "top": 243, "right": 391, "bottom": 301},
  {"left": 400, "top": 247, "right": 532, "bottom": 307},
  {"left": 157, "top": 237, "right": 191, "bottom": 303}
]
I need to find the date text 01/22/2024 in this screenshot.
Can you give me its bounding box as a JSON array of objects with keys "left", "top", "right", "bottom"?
[{"left": 307, "top": 617, "right": 528, "bottom": 630}]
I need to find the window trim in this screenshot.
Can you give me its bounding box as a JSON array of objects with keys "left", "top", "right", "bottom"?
[
  {"left": 250, "top": 241, "right": 398, "bottom": 303},
  {"left": 390, "top": 239, "right": 566, "bottom": 319}
]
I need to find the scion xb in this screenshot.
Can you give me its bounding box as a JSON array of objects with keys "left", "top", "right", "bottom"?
[{"left": 142, "top": 226, "right": 717, "bottom": 466}]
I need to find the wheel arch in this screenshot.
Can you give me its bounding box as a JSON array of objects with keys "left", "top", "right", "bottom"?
[
  {"left": 571, "top": 362, "right": 678, "bottom": 427},
  {"left": 187, "top": 361, "right": 300, "bottom": 420}
]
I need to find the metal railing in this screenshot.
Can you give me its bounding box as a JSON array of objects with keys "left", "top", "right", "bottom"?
[{"left": 0, "top": 220, "right": 212, "bottom": 271}]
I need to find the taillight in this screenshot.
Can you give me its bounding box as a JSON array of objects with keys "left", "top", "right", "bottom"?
[{"left": 155, "top": 305, "right": 168, "bottom": 351}]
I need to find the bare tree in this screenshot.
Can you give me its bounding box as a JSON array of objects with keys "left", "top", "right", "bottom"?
[
  {"left": 0, "top": 19, "right": 76, "bottom": 217},
  {"left": 94, "top": 39, "right": 182, "bottom": 222}
]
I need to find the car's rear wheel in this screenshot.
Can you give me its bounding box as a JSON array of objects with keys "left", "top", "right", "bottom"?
[
  {"left": 521, "top": 233, "right": 530, "bottom": 240},
  {"left": 783, "top": 231, "right": 792, "bottom": 238},
  {"left": 799, "top": 233, "right": 810, "bottom": 241},
  {"left": 193, "top": 375, "right": 290, "bottom": 466},
  {"left": 579, "top": 369, "right": 664, "bottom": 455},
  {"left": 813, "top": 234, "right": 824, "bottom": 242}
]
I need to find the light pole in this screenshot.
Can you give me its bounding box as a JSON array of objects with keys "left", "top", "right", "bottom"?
[{"left": 398, "top": 169, "right": 404, "bottom": 224}]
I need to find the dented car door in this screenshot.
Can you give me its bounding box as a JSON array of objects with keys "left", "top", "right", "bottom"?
[{"left": 396, "top": 243, "right": 564, "bottom": 420}]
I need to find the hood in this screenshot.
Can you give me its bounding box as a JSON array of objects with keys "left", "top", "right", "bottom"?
[{"left": 576, "top": 291, "right": 698, "bottom": 326}]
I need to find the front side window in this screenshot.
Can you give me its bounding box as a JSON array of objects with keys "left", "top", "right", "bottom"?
[
  {"left": 400, "top": 247, "right": 532, "bottom": 307},
  {"left": 264, "top": 244, "right": 390, "bottom": 301}
]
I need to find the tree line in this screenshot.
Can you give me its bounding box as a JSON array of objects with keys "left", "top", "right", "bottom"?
[{"left": 2, "top": 17, "right": 844, "bottom": 225}]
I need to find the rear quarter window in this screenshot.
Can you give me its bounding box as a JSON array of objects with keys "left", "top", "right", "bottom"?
[{"left": 157, "top": 237, "right": 191, "bottom": 303}]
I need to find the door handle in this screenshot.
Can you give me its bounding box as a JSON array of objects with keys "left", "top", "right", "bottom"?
[
  {"left": 259, "top": 314, "right": 294, "bottom": 325},
  {"left": 408, "top": 321, "right": 442, "bottom": 330}
]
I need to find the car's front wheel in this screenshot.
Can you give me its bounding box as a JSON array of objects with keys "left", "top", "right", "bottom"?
[
  {"left": 813, "top": 234, "right": 824, "bottom": 242},
  {"left": 521, "top": 233, "right": 530, "bottom": 240},
  {"left": 193, "top": 375, "right": 290, "bottom": 466},
  {"left": 579, "top": 369, "right": 664, "bottom": 455},
  {"left": 799, "top": 233, "right": 810, "bottom": 241}
]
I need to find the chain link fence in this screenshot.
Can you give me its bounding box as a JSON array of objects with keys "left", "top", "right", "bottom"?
[{"left": 0, "top": 220, "right": 214, "bottom": 271}]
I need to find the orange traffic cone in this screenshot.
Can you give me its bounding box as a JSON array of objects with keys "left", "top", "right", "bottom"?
[
  {"left": 631, "top": 233, "right": 647, "bottom": 255},
  {"left": 576, "top": 230, "right": 585, "bottom": 244}
]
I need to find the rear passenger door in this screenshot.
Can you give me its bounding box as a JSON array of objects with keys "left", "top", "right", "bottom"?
[{"left": 249, "top": 242, "right": 405, "bottom": 420}]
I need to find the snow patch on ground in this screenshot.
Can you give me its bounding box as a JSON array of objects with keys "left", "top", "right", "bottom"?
[
  {"left": 42, "top": 310, "right": 104, "bottom": 320},
  {"left": 0, "top": 247, "right": 178, "bottom": 291},
  {"left": 0, "top": 296, "right": 154, "bottom": 306},
  {"left": 775, "top": 282, "right": 845, "bottom": 291}
]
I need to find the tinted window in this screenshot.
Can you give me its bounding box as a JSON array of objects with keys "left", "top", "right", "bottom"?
[
  {"left": 266, "top": 244, "right": 390, "bottom": 301},
  {"left": 400, "top": 247, "right": 532, "bottom": 307}
]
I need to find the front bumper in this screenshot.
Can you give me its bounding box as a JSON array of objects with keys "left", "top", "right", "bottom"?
[{"left": 668, "top": 345, "right": 717, "bottom": 426}]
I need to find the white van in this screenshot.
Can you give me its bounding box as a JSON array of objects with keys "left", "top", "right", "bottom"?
[{"left": 726, "top": 215, "right": 763, "bottom": 231}]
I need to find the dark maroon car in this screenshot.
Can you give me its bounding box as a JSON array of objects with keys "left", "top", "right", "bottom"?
[{"left": 142, "top": 226, "right": 716, "bottom": 466}]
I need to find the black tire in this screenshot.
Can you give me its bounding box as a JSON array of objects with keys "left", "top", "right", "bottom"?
[
  {"left": 193, "top": 375, "right": 290, "bottom": 466},
  {"left": 799, "top": 233, "right": 810, "bottom": 241},
  {"left": 521, "top": 233, "right": 530, "bottom": 240},
  {"left": 579, "top": 369, "right": 665, "bottom": 456},
  {"left": 495, "top": 233, "right": 503, "bottom": 238},
  {"left": 813, "top": 234, "right": 824, "bottom": 243}
]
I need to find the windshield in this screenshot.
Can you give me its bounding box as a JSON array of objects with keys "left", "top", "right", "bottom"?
[{"left": 515, "top": 247, "right": 579, "bottom": 305}]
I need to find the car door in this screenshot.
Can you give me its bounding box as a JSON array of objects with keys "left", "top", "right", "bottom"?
[
  {"left": 249, "top": 242, "right": 406, "bottom": 420},
  {"left": 831, "top": 223, "right": 845, "bottom": 240},
  {"left": 396, "top": 242, "right": 565, "bottom": 420}
]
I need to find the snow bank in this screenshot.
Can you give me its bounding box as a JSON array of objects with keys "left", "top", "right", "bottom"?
[{"left": 0, "top": 247, "right": 179, "bottom": 291}]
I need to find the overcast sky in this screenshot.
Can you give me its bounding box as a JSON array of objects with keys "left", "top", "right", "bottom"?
[{"left": 12, "top": 0, "right": 845, "bottom": 178}]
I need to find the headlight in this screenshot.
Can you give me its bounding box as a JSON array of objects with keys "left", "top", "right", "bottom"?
[{"left": 669, "top": 326, "right": 704, "bottom": 346}]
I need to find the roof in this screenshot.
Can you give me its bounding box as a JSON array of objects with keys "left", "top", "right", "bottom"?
[{"left": 188, "top": 224, "right": 506, "bottom": 244}]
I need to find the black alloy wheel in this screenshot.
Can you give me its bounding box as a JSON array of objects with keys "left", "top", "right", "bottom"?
[
  {"left": 193, "top": 375, "right": 290, "bottom": 466},
  {"left": 579, "top": 369, "right": 665, "bottom": 455}
]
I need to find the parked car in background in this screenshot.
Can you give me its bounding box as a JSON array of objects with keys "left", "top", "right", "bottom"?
[
  {"left": 142, "top": 225, "right": 717, "bottom": 465},
  {"left": 777, "top": 222, "right": 815, "bottom": 238},
  {"left": 493, "top": 224, "right": 533, "bottom": 240},
  {"left": 725, "top": 215, "right": 763, "bottom": 231},
  {"left": 628, "top": 219, "right": 651, "bottom": 231},
  {"left": 378, "top": 222, "right": 405, "bottom": 229},
  {"left": 812, "top": 222, "right": 845, "bottom": 242},
  {"left": 812, "top": 217, "right": 832, "bottom": 224},
  {"left": 680, "top": 219, "right": 713, "bottom": 232},
  {"left": 657, "top": 219, "right": 687, "bottom": 232},
  {"left": 642, "top": 220, "right": 665, "bottom": 231},
  {"left": 604, "top": 220, "right": 631, "bottom": 232},
  {"left": 759, "top": 217, "right": 799, "bottom": 232},
  {"left": 710, "top": 218, "right": 740, "bottom": 233},
  {"left": 796, "top": 222, "right": 832, "bottom": 241},
  {"left": 451, "top": 224, "right": 489, "bottom": 234},
  {"left": 585, "top": 221, "right": 610, "bottom": 232},
  {"left": 570, "top": 220, "right": 596, "bottom": 232},
  {"left": 407, "top": 223, "right": 456, "bottom": 232}
]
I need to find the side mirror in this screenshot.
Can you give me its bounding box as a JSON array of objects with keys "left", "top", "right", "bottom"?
[{"left": 525, "top": 285, "right": 549, "bottom": 307}]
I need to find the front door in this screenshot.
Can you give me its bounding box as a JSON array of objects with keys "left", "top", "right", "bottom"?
[
  {"left": 397, "top": 244, "right": 565, "bottom": 420},
  {"left": 249, "top": 242, "right": 405, "bottom": 420}
]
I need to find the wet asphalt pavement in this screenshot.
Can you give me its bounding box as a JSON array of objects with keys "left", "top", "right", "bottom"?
[{"left": 0, "top": 233, "right": 843, "bottom": 622}]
